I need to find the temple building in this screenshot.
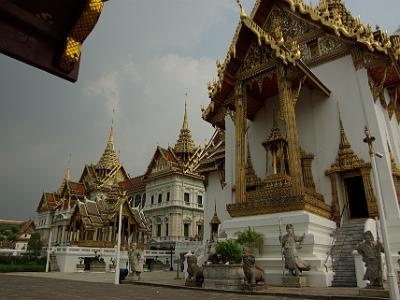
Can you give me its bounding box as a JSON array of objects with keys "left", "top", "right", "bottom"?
[
  {"left": 126, "top": 105, "right": 206, "bottom": 251},
  {"left": 201, "top": 0, "right": 400, "bottom": 287},
  {"left": 35, "top": 120, "right": 150, "bottom": 272}
]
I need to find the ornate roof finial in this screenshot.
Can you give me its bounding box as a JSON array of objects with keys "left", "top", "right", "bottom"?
[
  {"left": 339, "top": 114, "right": 351, "bottom": 149},
  {"left": 65, "top": 153, "right": 71, "bottom": 181},
  {"left": 58, "top": 154, "right": 71, "bottom": 193},
  {"left": 97, "top": 110, "right": 119, "bottom": 169},
  {"left": 183, "top": 102, "right": 189, "bottom": 130},
  {"left": 210, "top": 198, "right": 221, "bottom": 225},
  {"left": 236, "top": 0, "right": 247, "bottom": 17},
  {"left": 175, "top": 101, "right": 196, "bottom": 158}
]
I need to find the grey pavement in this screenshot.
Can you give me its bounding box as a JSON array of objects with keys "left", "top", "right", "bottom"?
[
  {"left": 0, "top": 274, "right": 308, "bottom": 300},
  {"left": 0, "top": 271, "right": 389, "bottom": 300}
]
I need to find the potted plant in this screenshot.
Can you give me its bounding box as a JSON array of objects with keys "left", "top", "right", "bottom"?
[
  {"left": 215, "top": 239, "right": 243, "bottom": 264},
  {"left": 203, "top": 239, "right": 244, "bottom": 291},
  {"left": 235, "top": 227, "right": 264, "bottom": 255}
]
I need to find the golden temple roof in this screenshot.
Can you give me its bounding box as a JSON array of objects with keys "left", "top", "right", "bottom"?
[{"left": 174, "top": 103, "right": 196, "bottom": 156}]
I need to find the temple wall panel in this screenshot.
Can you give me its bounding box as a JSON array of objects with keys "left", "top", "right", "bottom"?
[
  {"left": 203, "top": 171, "right": 230, "bottom": 242},
  {"left": 248, "top": 95, "right": 279, "bottom": 179},
  {"left": 224, "top": 115, "right": 235, "bottom": 203}
]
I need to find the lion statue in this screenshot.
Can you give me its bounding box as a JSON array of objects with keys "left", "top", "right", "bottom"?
[
  {"left": 242, "top": 255, "right": 266, "bottom": 287},
  {"left": 186, "top": 255, "right": 204, "bottom": 286}
]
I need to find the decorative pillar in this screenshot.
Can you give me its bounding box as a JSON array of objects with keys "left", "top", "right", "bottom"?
[
  {"left": 234, "top": 81, "right": 247, "bottom": 203},
  {"left": 277, "top": 65, "right": 303, "bottom": 191},
  {"left": 329, "top": 174, "right": 340, "bottom": 224},
  {"left": 360, "top": 167, "right": 378, "bottom": 217}
]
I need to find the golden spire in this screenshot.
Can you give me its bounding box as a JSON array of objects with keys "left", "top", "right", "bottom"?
[
  {"left": 64, "top": 153, "right": 71, "bottom": 182},
  {"left": 58, "top": 154, "right": 71, "bottom": 194},
  {"left": 175, "top": 102, "right": 196, "bottom": 158},
  {"left": 183, "top": 102, "right": 189, "bottom": 130},
  {"left": 97, "top": 109, "right": 119, "bottom": 169},
  {"left": 339, "top": 116, "right": 351, "bottom": 149}
]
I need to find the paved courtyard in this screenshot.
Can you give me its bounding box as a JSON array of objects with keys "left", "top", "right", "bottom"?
[
  {"left": 0, "top": 274, "right": 309, "bottom": 300},
  {"left": 0, "top": 271, "right": 388, "bottom": 300}
]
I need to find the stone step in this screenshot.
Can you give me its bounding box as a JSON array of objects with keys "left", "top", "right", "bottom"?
[{"left": 331, "top": 281, "right": 357, "bottom": 287}]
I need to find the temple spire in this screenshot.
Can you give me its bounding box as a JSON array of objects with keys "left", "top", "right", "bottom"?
[
  {"left": 183, "top": 102, "right": 189, "bottom": 130},
  {"left": 64, "top": 154, "right": 71, "bottom": 182},
  {"left": 97, "top": 110, "right": 119, "bottom": 169},
  {"left": 58, "top": 154, "right": 71, "bottom": 193},
  {"left": 339, "top": 115, "right": 351, "bottom": 149},
  {"left": 175, "top": 102, "right": 196, "bottom": 158}
]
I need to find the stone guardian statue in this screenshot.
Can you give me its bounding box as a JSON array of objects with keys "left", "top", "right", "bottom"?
[
  {"left": 128, "top": 242, "right": 144, "bottom": 280},
  {"left": 279, "top": 224, "right": 311, "bottom": 276},
  {"left": 356, "top": 230, "right": 384, "bottom": 288}
]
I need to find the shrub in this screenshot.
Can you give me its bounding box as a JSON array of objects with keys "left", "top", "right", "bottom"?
[
  {"left": 235, "top": 227, "right": 264, "bottom": 255},
  {"left": 215, "top": 240, "right": 243, "bottom": 263}
]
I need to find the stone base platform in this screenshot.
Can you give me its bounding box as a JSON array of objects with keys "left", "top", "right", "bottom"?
[
  {"left": 359, "top": 288, "right": 389, "bottom": 298},
  {"left": 222, "top": 211, "right": 336, "bottom": 287},
  {"left": 282, "top": 275, "right": 307, "bottom": 288},
  {"left": 185, "top": 280, "right": 202, "bottom": 287}
]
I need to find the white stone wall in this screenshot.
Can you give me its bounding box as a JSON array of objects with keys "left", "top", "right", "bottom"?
[{"left": 144, "top": 174, "right": 205, "bottom": 241}]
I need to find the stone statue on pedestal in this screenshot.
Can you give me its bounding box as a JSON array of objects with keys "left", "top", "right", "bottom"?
[
  {"left": 128, "top": 242, "right": 144, "bottom": 280},
  {"left": 242, "top": 255, "right": 266, "bottom": 287},
  {"left": 279, "top": 224, "right": 310, "bottom": 276},
  {"left": 356, "top": 231, "right": 384, "bottom": 288}
]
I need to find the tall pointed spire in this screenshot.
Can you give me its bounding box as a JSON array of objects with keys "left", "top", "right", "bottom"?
[
  {"left": 339, "top": 116, "right": 351, "bottom": 149},
  {"left": 175, "top": 102, "right": 196, "bottom": 158},
  {"left": 97, "top": 109, "right": 119, "bottom": 169},
  {"left": 183, "top": 102, "right": 189, "bottom": 130},
  {"left": 64, "top": 153, "right": 71, "bottom": 182},
  {"left": 58, "top": 154, "right": 71, "bottom": 193}
]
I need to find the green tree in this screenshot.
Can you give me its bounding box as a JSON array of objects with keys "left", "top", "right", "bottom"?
[{"left": 27, "top": 233, "right": 43, "bottom": 257}]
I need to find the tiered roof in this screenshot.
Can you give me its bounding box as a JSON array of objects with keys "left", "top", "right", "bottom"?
[
  {"left": 97, "top": 125, "right": 119, "bottom": 170},
  {"left": 202, "top": 0, "right": 400, "bottom": 127},
  {"left": 197, "top": 129, "right": 225, "bottom": 174},
  {"left": 174, "top": 103, "right": 196, "bottom": 157}
]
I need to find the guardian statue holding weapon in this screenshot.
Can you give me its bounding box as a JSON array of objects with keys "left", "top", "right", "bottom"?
[{"left": 279, "top": 224, "right": 310, "bottom": 276}]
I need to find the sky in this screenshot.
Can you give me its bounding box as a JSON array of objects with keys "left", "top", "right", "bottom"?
[{"left": 0, "top": 0, "right": 399, "bottom": 221}]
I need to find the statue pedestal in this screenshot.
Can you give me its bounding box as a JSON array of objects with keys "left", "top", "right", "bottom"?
[
  {"left": 202, "top": 264, "right": 244, "bottom": 291},
  {"left": 359, "top": 288, "right": 389, "bottom": 298},
  {"left": 282, "top": 275, "right": 307, "bottom": 287},
  {"left": 221, "top": 211, "right": 336, "bottom": 287}
]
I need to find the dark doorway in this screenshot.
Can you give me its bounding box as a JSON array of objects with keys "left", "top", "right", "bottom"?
[{"left": 344, "top": 176, "right": 369, "bottom": 219}]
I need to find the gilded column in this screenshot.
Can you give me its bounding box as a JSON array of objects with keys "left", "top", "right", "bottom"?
[
  {"left": 360, "top": 167, "right": 378, "bottom": 217},
  {"left": 329, "top": 174, "right": 340, "bottom": 224},
  {"left": 277, "top": 65, "right": 303, "bottom": 191},
  {"left": 234, "top": 82, "right": 247, "bottom": 203}
]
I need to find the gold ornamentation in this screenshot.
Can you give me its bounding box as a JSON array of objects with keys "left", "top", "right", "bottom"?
[
  {"left": 234, "top": 82, "right": 247, "bottom": 203},
  {"left": 325, "top": 117, "right": 377, "bottom": 218},
  {"left": 59, "top": 0, "right": 104, "bottom": 72},
  {"left": 175, "top": 103, "right": 196, "bottom": 156},
  {"left": 368, "top": 67, "right": 387, "bottom": 104},
  {"left": 285, "top": 0, "right": 392, "bottom": 54},
  {"left": 300, "top": 148, "right": 316, "bottom": 191}
]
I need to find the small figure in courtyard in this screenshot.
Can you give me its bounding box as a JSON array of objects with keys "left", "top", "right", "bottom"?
[
  {"left": 128, "top": 242, "right": 144, "bottom": 280},
  {"left": 279, "top": 224, "right": 310, "bottom": 276},
  {"left": 356, "top": 231, "right": 384, "bottom": 288},
  {"left": 186, "top": 255, "right": 204, "bottom": 286},
  {"left": 242, "top": 255, "right": 266, "bottom": 287}
]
